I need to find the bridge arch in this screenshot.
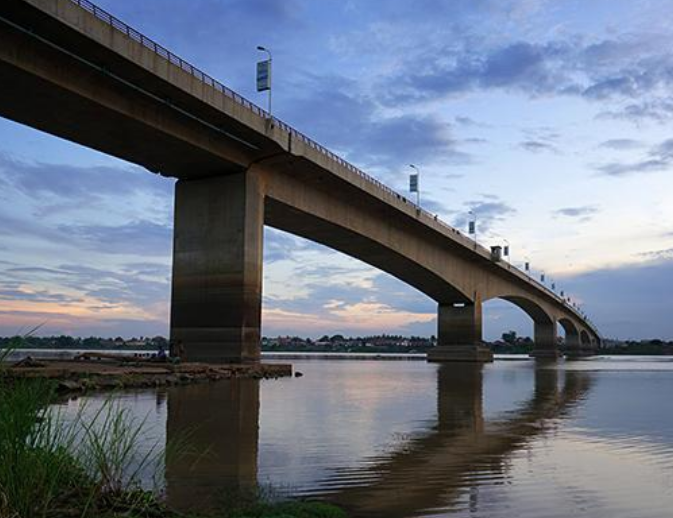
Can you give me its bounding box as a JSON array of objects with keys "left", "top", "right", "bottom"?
[
  {"left": 558, "top": 317, "right": 580, "bottom": 350},
  {"left": 482, "top": 295, "right": 557, "bottom": 355}
]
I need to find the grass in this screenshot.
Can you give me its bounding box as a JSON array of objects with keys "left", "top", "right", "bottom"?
[
  {"left": 0, "top": 371, "right": 346, "bottom": 518},
  {"left": 215, "top": 495, "right": 346, "bottom": 518},
  {"left": 0, "top": 378, "right": 169, "bottom": 518}
]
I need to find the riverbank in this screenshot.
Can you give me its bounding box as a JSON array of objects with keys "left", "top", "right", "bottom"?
[{"left": 1, "top": 359, "right": 293, "bottom": 393}]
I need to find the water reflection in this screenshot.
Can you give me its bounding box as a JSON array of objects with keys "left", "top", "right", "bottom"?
[
  {"left": 163, "top": 363, "right": 593, "bottom": 517},
  {"left": 165, "top": 380, "right": 259, "bottom": 510},
  {"left": 322, "top": 364, "right": 591, "bottom": 518}
]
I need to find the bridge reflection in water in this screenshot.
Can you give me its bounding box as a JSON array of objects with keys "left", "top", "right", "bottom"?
[{"left": 164, "top": 364, "right": 592, "bottom": 516}]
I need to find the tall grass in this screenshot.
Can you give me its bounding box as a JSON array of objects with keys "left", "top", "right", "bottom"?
[
  {"left": 0, "top": 380, "right": 167, "bottom": 518},
  {"left": 0, "top": 379, "right": 85, "bottom": 518}
]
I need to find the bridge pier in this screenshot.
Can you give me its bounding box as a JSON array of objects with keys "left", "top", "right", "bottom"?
[
  {"left": 170, "top": 171, "right": 264, "bottom": 363},
  {"left": 428, "top": 300, "right": 493, "bottom": 362},
  {"left": 564, "top": 331, "right": 591, "bottom": 358},
  {"left": 530, "top": 319, "right": 561, "bottom": 359}
]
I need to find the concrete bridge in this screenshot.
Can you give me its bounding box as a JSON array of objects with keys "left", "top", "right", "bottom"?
[{"left": 0, "top": 0, "right": 601, "bottom": 362}]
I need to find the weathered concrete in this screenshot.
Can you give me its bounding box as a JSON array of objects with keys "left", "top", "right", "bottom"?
[
  {"left": 171, "top": 173, "right": 264, "bottom": 363},
  {"left": 0, "top": 0, "right": 602, "bottom": 363},
  {"left": 428, "top": 301, "right": 493, "bottom": 362},
  {"left": 530, "top": 320, "right": 562, "bottom": 359}
]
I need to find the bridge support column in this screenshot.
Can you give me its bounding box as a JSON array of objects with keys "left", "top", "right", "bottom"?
[
  {"left": 170, "top": 171, "right": 264, "bottom": 363},
  {"left": 564, "top": 331, "right": 591, "bottom": 358},
  {"left": 530, "top": 319, "right": 561, "bottom": 359},
  {"left": 428, "top": 300, "right": 493, "bottom": 362}
]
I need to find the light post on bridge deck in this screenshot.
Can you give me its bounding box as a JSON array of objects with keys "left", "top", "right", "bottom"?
[
  {"left": 468, "top": 210, "right": 477, "bottom": 245},
  {"left": 503, "top": 238, "right": 510, "bottom": 263},
  {"left": 256, "top": 46, "right": 272, "bottom": 118},
  {"left": 409, "top": 164, "right": 420, "bottom": 206}
]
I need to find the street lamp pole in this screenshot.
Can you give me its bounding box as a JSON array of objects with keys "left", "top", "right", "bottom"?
[
  {"left": 256, "top": 46, "right": 272, "bottom": 117},
  {"left": 468, "top": 210, "right": 477, "bottom": 245},
  {"left": 409, "top": 164, "right": 420, "bottom": 206}
]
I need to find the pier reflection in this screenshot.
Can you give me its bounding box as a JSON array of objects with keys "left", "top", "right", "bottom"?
[
  {"left": 165, "top": 379, "right": 259, "bottom": 510},
  {"left": 163, "top": 363, "right": 592, "bottom": 517},
  {"left": 326, "top": 364, "right": 591, "bottom": 518}
]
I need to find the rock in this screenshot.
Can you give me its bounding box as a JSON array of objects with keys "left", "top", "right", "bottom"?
[
  {"left": 294, "top": 371, "right": 304, "bottom": 378},
  {"left": 57, "top": 380, "right": 83, "bottom": 392}
]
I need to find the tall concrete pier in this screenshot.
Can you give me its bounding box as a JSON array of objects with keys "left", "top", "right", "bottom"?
[{"left": 0, "top": 0, "right": 601, "bottom": 362}]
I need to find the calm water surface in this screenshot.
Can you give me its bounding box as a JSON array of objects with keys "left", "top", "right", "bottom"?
[{"left": 56, "top": 356, "right": 673, "bottom": 518}]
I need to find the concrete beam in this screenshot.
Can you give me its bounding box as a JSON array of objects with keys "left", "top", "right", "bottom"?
[
  {"left": 428, "top": 300, "right": 493, "bottom": 362},
  {"left": 170, "top": 171, "right": 264, "bottom": 362}
]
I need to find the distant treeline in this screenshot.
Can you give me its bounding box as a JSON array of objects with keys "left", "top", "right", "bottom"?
[
  {"left": 0, "top": 335, "right": 166, "bottom": 351},
  {"left": 1, "top": 334, "right": 672, "bottom": 355}
]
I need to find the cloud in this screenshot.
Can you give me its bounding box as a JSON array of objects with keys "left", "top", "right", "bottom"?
[
  {"left": 598, "top": 139, "right": 643, "bottom": 151},
  {"left": 519, "top": 140, "right": 558, "bottom": 153},
  {"left": 373, "top": 28, "right": 673, "bottom": 118},
  {"left": 561, "top": 256, "right": 673, "bottom": 339},
  {"left": 263, "top": 228, "right": 328, "bottom": 264},
  {"left": 452, "top": 198, "right": 516, "bottom": 234},
  {"left": 596, "top": 159, "right": 668, "bottom": 177},
  {"left": 0, "top": 309, "right": 168, "bottom": 338},
  {"left": 595, "top": 137, "right": 673, "bottom": 177},
  {"left": 639, "top": 248, "right": 673, "bottom": 261},
  {"left": 553, "top": 206, "right": 599, "bottom": 222},
  {"left": 0, "top": 286, "right": 82, "bottom": 304},
  {"left": 285, "top": 75, "right": 470, "bottom": 171},
  {"left": 58, "top": 221, "right": 173, "bottom": 257},
  {"left": 597, "top": 98, "right": 673, "bottom": 124},
  {"left": 263, "top": 263, "right": 437, "bottom": 337},
  {"left": 2, "top": 263, "right": 170, "bottom": 312},
  {"left": 0, "top": 153, "right": 172, "bottom": 204}
]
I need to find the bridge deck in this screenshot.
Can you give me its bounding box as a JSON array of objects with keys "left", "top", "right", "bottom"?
[{"left": 0, "top": 0, "right": 600, "bottom": 343}]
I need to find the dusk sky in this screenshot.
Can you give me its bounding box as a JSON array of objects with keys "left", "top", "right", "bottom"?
[{"left": 1, "top": 0, "right": 672, "bottom": 340}]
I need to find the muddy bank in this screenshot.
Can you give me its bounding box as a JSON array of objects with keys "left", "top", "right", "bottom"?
[{"left": 1, "top": 359, "right": 293, "bottom": 393}]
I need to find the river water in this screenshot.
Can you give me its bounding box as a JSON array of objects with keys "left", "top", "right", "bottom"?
[{"left": 54, "top": 356, "right": 673, "bottom": 518}]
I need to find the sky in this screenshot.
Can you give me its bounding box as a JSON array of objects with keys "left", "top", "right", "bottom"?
[{"left": 1, "top": 0, "right": 672, "bottom": 341}]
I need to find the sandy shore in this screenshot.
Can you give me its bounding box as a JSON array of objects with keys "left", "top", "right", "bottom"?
[{"left": 2, "top": 359, "right": 293, "bottom": 393}]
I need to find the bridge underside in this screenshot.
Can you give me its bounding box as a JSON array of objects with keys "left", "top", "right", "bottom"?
[
  {"left": 170, "top": 171, "right": 598, "bottom": 363},
  {"left": 0, "top": 0, "right": 600, "bottom": 363}
]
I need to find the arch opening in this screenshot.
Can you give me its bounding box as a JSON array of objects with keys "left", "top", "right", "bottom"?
[
  {"left": 483, "top": 296, "right": 554, "bottom": 353},
  {"left": 558, "top": 318, "right": 580, "bottom": 350},
  {"left": 261, "top": 226, "right": 439, "bottom": 339}
]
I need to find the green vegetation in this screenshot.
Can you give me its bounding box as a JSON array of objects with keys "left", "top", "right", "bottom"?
[
  {"left": 0, "top": 334, "right": 164, "bottom": 352},
  {"left": 0, "top": 350, "right": 346, "bottom": 518},
  {"left": 205, "top": 488, "right": 347, "bottom": 518},
  {"left": 0, "top": 377, "right": 167, "bottom": 517}
]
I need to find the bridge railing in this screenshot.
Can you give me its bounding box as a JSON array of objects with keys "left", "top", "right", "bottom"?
[
  {"left": 66, "top": 0, "right": 594, "bottom": 331},
  {"left": 66, "top": 0, "right": 449, "bottom": 222}
]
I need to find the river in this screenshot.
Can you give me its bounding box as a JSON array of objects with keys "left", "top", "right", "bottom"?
[{"left": 53, "top": 356, "right": 673, "bottom": 518}]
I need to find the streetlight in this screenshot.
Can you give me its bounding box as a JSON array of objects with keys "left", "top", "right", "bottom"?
[
  {"left": 256, "top": 46, "right": 272, "bottom": 117},
  {"left": 503, "top": 238, "right": 510, "bottom": 263},
  {"left": 468, "top": 210, "right": 477, "bottom": 244},
  {"left": 409, "top": 164, "right": 420, "bottom": 206}
]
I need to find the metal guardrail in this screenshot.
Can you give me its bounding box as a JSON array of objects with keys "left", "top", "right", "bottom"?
[{"left": 65, "top": 0, "right": 595, "bottom": 333}]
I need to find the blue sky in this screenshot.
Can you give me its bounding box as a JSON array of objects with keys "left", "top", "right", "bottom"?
[{"left": 1, "top": 0, "right": 672, "bottom": 340}]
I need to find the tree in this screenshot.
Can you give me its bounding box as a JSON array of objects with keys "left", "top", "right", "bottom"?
[{"left": 502, "top": 331, "right": 517, "bottom": 344}]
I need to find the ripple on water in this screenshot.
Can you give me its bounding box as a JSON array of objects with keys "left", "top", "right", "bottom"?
[{"left": 50, "top": 358, "right": 673, "bottom": 518}]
